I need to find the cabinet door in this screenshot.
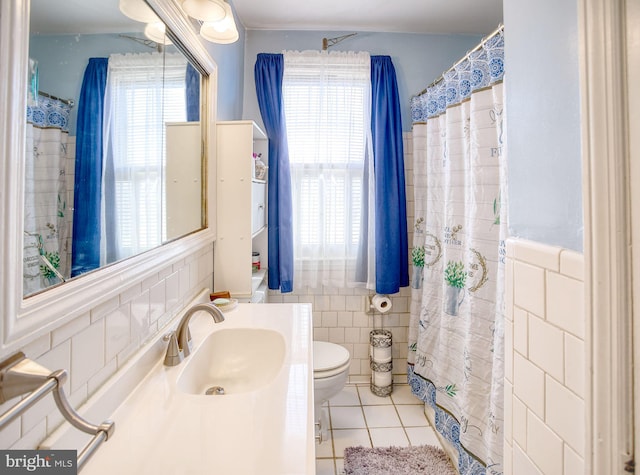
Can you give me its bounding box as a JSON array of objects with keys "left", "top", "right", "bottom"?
[
  {"left": 166, "top": 122, "right": 202, "bottom": 240},
  {"left": 251, "top": 181, "right": 266, "bottom": 235}
]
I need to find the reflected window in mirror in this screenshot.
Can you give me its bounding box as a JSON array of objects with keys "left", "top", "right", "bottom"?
[
  {"left": 24, "top": 0, "right": 204, "bottom": 297},
  {"left": 102, "top": 52, "right": 197, "bottom": 265}
]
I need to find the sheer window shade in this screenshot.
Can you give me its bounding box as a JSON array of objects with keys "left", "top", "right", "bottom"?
[
  {"left": 102, "top": 53, "right": 187, "bottom": 263},
  {"left": 283, "top": 50, "right": 372, "bottom": 288}
]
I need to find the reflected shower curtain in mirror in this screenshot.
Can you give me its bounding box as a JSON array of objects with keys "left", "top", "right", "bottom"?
[
  {"left": 407, "top": 30, "right": 506, "bottom": 475},
  {"left": 102, "top": 52, "right": 187, "bottom": 264},
  {"left": 24, "top": 95, "right": 73, "bottom": 294}
]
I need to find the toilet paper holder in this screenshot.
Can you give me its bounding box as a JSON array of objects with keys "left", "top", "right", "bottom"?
[{"left": 369, "top": 294, "right": 392, "bottom": 314}]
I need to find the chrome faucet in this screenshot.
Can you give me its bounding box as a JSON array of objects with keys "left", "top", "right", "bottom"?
[{"left": 164, "top": 302, "right": 225, "bottom": 366}]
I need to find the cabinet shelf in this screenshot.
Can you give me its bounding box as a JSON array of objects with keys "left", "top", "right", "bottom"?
[
  {"left": 214, "top": 121, "right": 268, "bottom": 300},
  {"left": 251, "top": 268, "right": 267, "bottom": 295},
  {"left": 251, "top": 225, "right": 266, "bottom": 240}
]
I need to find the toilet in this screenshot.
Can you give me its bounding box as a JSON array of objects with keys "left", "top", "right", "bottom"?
[{"left": 313, "top": 341, "right": 351, "bottom": 440}]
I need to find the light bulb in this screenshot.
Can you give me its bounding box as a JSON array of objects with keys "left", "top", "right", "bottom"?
[
  {"left": 144, "top": 22, "right": 173, "bottom": 45},
  {"left": 182, "top": 0, "right": 226, "bottom": 22},
  {"left": 199, "top": 2, "right": 238, "bottom": 44},
  {"left": 119, "top": 0, "right": 159, "bottom": 23},
  {"left": 211, "top": 16, "right": 231, "bottom": 33}
]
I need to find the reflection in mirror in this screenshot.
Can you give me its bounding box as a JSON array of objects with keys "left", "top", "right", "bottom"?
[{"left": 24, "top": 0, "right": 203, "bottom": 297}]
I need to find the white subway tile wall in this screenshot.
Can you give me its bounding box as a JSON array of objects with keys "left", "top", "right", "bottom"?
[
  {"left": 504, "top": 239, "right": 585, "bottom": 475},
  {"left": 267, "top": 133, "right": 415, "bottom": 383},
  {"left": 2, "top": 244, "right": 214, "bottom": 449},
  {"left": 526, "top": 411, "right": 564, "bottom": 475},
  {"left": 267, "top": 281, "right": 412, "bottom": 384}
]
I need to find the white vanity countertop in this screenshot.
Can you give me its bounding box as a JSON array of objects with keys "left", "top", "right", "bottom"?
[{"left": 68, "top": 303, "right": 314, "bottom": 475}]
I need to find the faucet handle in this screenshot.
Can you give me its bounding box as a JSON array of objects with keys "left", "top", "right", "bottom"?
[{"left": 163, "top": 332, "right": 183, "bottom": 367}]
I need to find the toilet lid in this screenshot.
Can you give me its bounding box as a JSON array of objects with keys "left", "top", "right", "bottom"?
[{"left": 313, "top": 341, "right": 350, "bottom": 372}]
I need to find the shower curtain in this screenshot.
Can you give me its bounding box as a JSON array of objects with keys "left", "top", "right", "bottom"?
[
  {"left": 24, "top": 95, "right": 72, "bottom": 294},
  {"left": 408, "top": 29, "right": 506, "bottom": 475}
]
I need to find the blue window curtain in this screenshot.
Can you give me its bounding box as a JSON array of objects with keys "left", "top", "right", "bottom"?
[
  {"left": 254, "top": 53, "right": 294, "bottom": 293},
  {"left": 71, "top": 57, "right": 108, "bottom": 277},
  {"left": 185, "top": 63, "right": 200, "bottom": 122},
  {"left": 370, "top": 56, "right": 409, "bottom": 293}
]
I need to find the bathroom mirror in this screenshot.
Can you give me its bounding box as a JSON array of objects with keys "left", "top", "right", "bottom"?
[
  {"left": 0, "top": 0, "right": 217, "bottom": 355},
  {"left": 23, "top": 0, "right": 205, "bottom": 296}
]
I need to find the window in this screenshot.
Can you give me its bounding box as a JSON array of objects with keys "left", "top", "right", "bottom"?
[
  {"left": 103, "top": 52, "right": 188, "bottom": 262},
  {"left": 283, "top": 51, "right": 371, "bottom": 287}
]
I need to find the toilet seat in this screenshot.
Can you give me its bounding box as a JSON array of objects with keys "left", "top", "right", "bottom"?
[{"left": 313, "top": 341, "right": 350, "bottom": 379}]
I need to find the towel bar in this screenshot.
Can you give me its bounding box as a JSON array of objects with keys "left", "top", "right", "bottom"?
[{"left": 0, "top": 352, "right": 115, "bottom": 471}]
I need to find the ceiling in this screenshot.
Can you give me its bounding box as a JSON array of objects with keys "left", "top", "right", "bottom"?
[
  {"left": 30, "top": 0, "right": 142, "bottom": 35},
  {"left": 231, "top": 0, "right": 503, "bottom": 35},
  {"left": 30, "top": 0, "right": 503, "bottom": 37}
]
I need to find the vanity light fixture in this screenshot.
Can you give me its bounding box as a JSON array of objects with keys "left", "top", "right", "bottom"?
[
  {"left": 120, "top": 0, "right": 239, "bottom": 46},
  {"left": 119, "top": 0, "right": 169, "bottom": 44},
  {"left": 119, "top": 0, "right": 160, "bottom": 23},
  {"left": 144, "top": 22, "right": 173, "bottom": 45},
  {"left": 182, "top": 0, "right": 227, "bottom": 22},
  {"left": 199, "top": 1, "right": 239, "bottom": 44}
]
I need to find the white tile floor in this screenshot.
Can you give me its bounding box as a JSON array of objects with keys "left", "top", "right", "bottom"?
[{"left": 315, "top": 383, "right": 445, "bottom": 475}]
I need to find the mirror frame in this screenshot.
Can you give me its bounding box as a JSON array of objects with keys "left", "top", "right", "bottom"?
[{"left": 0, "top": 0, "right": 218, "bottom": 356}]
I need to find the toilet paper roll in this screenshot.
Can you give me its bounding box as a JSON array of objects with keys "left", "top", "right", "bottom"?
[
  {"left": 372, "top": 346, "right": 392, "bottom": 363},
  {"left": 371, "top": 294, "right": 392, "bottom": 313},
  {"left": 370, "top": 329, "right": 393, "bottom": 364},
  {"left": 372, "top": 370, "right": 393, "bottom": 387}
]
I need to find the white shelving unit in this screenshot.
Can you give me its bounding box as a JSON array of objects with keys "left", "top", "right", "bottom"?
[{"left": 214, "top": 120, "right": 268, "bottom": 301}]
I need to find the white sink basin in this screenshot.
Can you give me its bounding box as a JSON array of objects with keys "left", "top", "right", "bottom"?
[
  {"left": 176, "top": 327, "right": 286, "bottom": 395},
  {"left": 55, "top": 301, "right": 315, "bottom": 475}
]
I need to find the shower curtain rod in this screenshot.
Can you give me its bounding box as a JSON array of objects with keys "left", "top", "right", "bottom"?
[
  {"left": 38, "top": 90, "right": 75, "bottom": 107},
  {"left": 415, "top": 23, "right": 504, "bottom": 97}
]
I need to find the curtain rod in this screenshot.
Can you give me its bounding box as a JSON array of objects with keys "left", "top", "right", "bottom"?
[
  {"left": 118, "top": 34, "right": 162, "bottom": 52},
  {"left": 322, "top": 33, "right": 357, "bottom": 51},
  {"left": 415, "top": 23, "right": 504, "bottom": 97},
  {"left": 38, "top": 90, "right": 75, "bottom": 107}
]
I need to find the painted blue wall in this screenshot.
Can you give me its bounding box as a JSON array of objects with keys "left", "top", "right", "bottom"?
[
  {"left": 203, "top": 1, "right": 245, "bottom": 121},
  {"left": 29, "top": 33, "right": 153, "bottom": 135},
  {"left": 242, "top": 30, "right": 483, "bottom": 132},
  {"left": 504, "top": 0, "right": 583, "bottom": 251}
]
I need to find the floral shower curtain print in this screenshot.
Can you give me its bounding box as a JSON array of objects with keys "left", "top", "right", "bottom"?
[
  {"left": 23, "top": 95, "right": 72, "bottom": 294},
  {"left": 407, "top": 29, "right": 506, "bottom": 475}
]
